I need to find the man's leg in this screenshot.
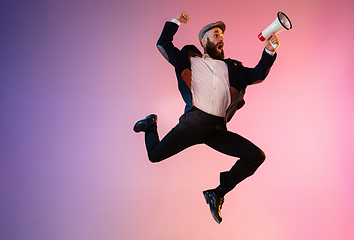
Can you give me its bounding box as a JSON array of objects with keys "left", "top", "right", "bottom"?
[
  {"left": 135, "top": 114, "right": 203, "bottom": 163},
  {"left": 205, "top": 130, "right": 265, "bottom": 197},
  {"left": 201, "top": 129, "right": 265, "bottom": 223}
]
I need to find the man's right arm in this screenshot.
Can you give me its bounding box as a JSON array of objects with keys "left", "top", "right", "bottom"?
[{"left": 156, "top": 12, "right": 190, "bottom": 67}]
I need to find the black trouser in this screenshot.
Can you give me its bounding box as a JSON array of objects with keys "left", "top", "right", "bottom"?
[{"left": 145, "top": 107, "right": 265, "bottom": 197}]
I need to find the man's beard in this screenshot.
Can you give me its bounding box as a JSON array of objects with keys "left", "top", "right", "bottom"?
[{"left": 206, "top": 38, "right": 225, "bottom": 60}]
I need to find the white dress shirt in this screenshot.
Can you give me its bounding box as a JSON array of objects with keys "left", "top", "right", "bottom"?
[{"left": 190, "top": 54, "right": 231, "bottom": 117}]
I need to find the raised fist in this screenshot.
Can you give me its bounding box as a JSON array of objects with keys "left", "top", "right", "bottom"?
[{"left": 176, "top": 12, "right": 190, "bottom": 24}]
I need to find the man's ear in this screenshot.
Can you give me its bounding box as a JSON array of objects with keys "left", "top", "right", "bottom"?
[{"left": 201, "top": 37, "right": 207, "bottom": 48}]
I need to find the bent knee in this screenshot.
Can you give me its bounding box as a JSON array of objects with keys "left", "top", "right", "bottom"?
[
  {"left": 254, "top": 149, "right": 266, "bottom": 164},
  {"left": 260, "top": 150, "right": 266, "bottom": 161},
  {"left": 148, "top": 153, "right": 163, "bottom": 163}
]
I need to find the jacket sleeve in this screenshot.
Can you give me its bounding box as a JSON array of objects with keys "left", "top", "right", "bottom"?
[
  {"left": 156, "top": 21, "right": 181, "bottom": 67},
  {"left": 239, "top": 49, "right": 277, "bottom": 85}
]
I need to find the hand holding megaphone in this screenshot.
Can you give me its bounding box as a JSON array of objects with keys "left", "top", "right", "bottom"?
[
  {"left": 265, "top": 34, "right": 280, "bottom": 51},
  {"left": 259, "top": 12, "right": 292, "bottom": 49}
]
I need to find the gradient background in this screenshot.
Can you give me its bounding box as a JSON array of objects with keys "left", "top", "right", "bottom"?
[{"left": 1, "top": 0, "right": 353, "bottom": 239}]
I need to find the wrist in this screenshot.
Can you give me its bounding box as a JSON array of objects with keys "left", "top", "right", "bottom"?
[
  {"left": 171, "top": 18, "right": 181, "bottom": 26},
  {"left": 264, "top": 47, "right": 275, "bottom": 56}
]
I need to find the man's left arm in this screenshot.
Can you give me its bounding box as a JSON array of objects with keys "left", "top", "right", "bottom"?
[{"left": 241, "top": 34, "right": 279, "bottom": 85}]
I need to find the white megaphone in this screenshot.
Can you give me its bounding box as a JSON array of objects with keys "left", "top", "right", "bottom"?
[{"left": 258, "top": 12, "right": 292, "bottom": 48}]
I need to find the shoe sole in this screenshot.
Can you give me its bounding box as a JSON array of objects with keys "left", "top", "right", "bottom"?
[
  {"left": 203, "top": 191, "right": 222, "bottom": 224},
  {"left": 133, "top": 121, "right": 144, "bottom": 133},
  {"left": 203, "top": 191, "right": 210, "bottom": 204},
  {"left": 133, "top": 114, "right": 157, "bottom": 133}
]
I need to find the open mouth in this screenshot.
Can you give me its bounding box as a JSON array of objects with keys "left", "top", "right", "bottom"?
[{"left": 217, "top": 42, "right": 224, "bottom": 51}]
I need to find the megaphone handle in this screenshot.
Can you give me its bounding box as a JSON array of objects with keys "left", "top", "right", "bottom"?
[{"left": 270, "top": 42, "right": 278, "bottom": 49}]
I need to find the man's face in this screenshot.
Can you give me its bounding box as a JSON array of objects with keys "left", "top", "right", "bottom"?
[{"left": 204, "top": 27, "right": 224, "bottom": 60}]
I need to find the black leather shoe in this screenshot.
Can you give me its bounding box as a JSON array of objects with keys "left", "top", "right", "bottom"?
[
  {"left": 203, "top": 190, "right": 224, "bottom": 224},
  {"left": 133, "top": 114, "right": 157, "bottom": 133}
]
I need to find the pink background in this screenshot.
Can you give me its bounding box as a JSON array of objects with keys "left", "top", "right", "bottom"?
[{"left": 1, "top": 0, "right": 353, "bottom": 239}]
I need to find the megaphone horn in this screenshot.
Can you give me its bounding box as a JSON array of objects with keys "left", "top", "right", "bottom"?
[{"left": 258, "top": 12, "right": 292, "bottom": 45}]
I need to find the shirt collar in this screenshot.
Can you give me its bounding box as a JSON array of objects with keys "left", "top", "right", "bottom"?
[
  {"left": 202, "top": 54, "right": 225, "bottom": 62},
  {"left": 202, "top": 54, "right": 211, "bottom": 60}
]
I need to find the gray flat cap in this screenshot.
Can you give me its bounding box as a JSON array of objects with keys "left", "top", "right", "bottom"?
[{"left": 198, "top": 21, "right": 226, "bottom": 46}]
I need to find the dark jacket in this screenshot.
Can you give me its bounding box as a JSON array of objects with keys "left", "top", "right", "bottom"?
[{"left": 157, "top": 21, "right": 276, "bottom": 122}]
